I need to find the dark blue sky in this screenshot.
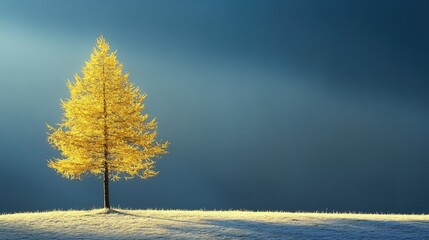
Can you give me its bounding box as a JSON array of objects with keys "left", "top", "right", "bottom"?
[{"left": 0, "top": 0, "right": 429, "bottom": 213}]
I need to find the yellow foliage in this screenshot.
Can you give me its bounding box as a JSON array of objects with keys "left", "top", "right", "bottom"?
[{"left": 47, "top": 36, "right": 169, "bottom": 180}]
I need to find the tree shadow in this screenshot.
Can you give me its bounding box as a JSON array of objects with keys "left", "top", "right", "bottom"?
[{"left": 105, "top": 209, "right": 207, "bottom": 225}]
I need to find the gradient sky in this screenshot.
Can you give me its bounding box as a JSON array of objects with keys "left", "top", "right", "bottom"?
[{"left": 0, "top": 0, "right": 429, "bottom": 213}]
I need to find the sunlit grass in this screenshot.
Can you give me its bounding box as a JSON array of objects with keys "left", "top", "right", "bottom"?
[{"left": 1, "top": 209, "right": 428, "bottom": 239}]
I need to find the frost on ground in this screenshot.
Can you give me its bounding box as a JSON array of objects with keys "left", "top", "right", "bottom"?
[{"left": 0, "top": 209, "right": 428, "bottom": 239}]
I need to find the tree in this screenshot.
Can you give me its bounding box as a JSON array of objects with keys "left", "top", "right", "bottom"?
[{"left": 47, "top": 36, "right": 169, "bottom": 209}]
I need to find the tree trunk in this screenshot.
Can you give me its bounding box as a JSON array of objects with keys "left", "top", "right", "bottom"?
[
  {"left": 103, "top": 161, "right": 110, "bottom": 209},
  {"left": 102, "top": 67, "right": 110, "bottom": 209}
]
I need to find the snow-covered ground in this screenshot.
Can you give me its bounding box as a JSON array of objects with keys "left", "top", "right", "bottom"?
[{"left": 0, "top": 209, "right": 428, "bottom": 239}]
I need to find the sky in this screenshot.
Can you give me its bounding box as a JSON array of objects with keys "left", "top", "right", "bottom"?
[{"left": 0, "top": 0, "right": 429, "bottom": 214}]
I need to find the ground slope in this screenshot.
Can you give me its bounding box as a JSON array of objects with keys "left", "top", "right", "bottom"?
[{"left": 0, "top": 209, "right": 428, "bottom": 239}]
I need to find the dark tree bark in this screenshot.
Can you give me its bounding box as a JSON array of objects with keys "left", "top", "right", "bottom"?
[{"left": 104, "top": 160, "right": 110, "bottom": 209}]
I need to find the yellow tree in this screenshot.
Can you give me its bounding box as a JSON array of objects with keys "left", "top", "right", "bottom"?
[{"left": 47, "top": 36, "right": 169, "bottom": 209}]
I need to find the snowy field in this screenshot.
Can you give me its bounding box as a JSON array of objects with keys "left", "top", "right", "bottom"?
[{"left": 0, "top": 209, "right": 428, "bottom": 239}]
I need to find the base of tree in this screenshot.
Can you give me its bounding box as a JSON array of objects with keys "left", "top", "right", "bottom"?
[{"left": 97, "top": 208, "right": 115, "bottom": 214}]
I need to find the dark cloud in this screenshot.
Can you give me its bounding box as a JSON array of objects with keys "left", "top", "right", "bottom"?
[{"left": 0, "top": 0, "right": 428, "bottom": 213}]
